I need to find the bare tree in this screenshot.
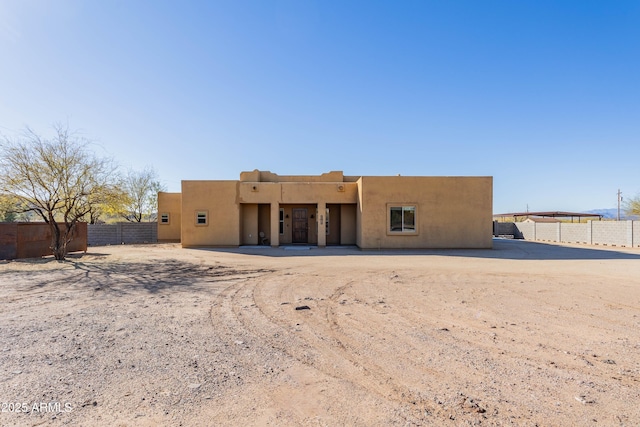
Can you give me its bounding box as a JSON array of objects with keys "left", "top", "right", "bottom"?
[
  {"left": 117, "top": 167, "right": 166, "bottom": 222},
  {"left": 0, "top": 125, "right": 114, "bottom": 260}
]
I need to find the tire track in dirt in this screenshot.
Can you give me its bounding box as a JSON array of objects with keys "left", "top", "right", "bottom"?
[
  {"left": 383, "top": 269, "right": 640, "bottom": 423},
  {"left": 0, "top": 271, "right": 89, "bottom": 302},
  {"left": 206, "top": 260, "right": 640, "bottom": 425},
  {"left": 321, "top": 279, "right": 450, "bottom": 421},
  {"left": 322, "top": 275, "right": 488, "bottom": 421},
  {"left": 216, "top": 272, "right": 448, "bottom": 423}
]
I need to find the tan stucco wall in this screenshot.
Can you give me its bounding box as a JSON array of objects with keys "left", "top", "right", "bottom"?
[
  {"left": 181, "top": 181, "right": 239, "bottom": 247},
  {"left": 358, "top": 176, "right": 493, "bottom": 249},
  {"left": 257, "top": 204, "right": 271, "bottom": 244},
  {"left": 326, "top": 204, "right": 340, "bottom": 245},
  {"left": 181, "top": 178, "right": 357, "bottom": 247},
  {"left": 157, "top": 192, "right": 182, "bottom": 242},
  {"left": 240, "top": 170, "right": 345, "bottom": 183},
  {"left": 237, "top": 182, "right": 358, "bottom": 205},
  {"left": 340, "top": 204, "right": 357, "bottom": 245},
  {"left": 236, "top": 180, "right": 358, "bottom": 247},
  {"left": 240, "top": 204, "right": 258, "bottom": 245},
  {"left": 356, "top": 177, "right": 364, "bottom": 247},
  {"left": 174, "top": 172, "right": 492, "bottom": 249}
]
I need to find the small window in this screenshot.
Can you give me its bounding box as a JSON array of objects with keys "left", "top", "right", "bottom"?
[
  {"left": 160, "top": 213, "right": 170, "bottom": 224},
  {"left": 389, "top": 205, "right": 416, "bottom": 233},
  {"left": 195, "top": 211, "right": 208, "bottom": 226},
  {"left": 279, "top": 208, "right": 284, "bottom": 235},
  {"left": 325, "top": 208, "right": 330, "bottom": 235}
]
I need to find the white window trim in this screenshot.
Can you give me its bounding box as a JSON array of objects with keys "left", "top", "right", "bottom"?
[
  {"left": 160, "top": 213, "right": 170, "bottom": 225},
  {"left": 195, "top": 210, "right": 208, "bottom": 226}
]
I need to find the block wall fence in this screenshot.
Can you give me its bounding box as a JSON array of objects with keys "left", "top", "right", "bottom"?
[
  {"left": 494, "top": 220, "right": 640, "bottom": 248},
  {"left": 88, "top": 222, "right": 157, "bottom": 246}
]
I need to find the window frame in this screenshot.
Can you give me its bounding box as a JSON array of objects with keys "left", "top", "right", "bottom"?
[
  {"left": 325, "top": 207, "right": 330, "bottom": 235},
  {"left": 279, "top": 208, "right": 284, "bottom": 235},
  {"left": 195, "top": 210, "right": 208, "bottom": 226},
  {"left": 160, "top": 213, "right": 170, "bottom": 225},
  {"left": 387, "top": 204, "right": 418, "bottom": 235}
]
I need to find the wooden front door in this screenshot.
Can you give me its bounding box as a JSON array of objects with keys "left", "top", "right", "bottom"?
[{"left": 292, "top": 208, "right": 308, "bottom": 243}]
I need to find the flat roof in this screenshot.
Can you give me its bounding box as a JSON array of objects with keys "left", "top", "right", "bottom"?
[{"left": 494, "top": 211, "right": 603, "bottom": 220}]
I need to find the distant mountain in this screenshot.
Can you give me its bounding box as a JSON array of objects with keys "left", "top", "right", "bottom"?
[{"left": 584, "top": 208, "right": 638, "bottom": 220}]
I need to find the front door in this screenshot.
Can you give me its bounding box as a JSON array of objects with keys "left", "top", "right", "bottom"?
[{"left": 292, "top": 208, "right": 308, "bottom": 243}]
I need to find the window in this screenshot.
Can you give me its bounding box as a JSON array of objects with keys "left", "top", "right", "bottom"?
[
  {"left": 325, "top": 208, "right": 330, "bottom": 235},
  {"left": 195, "top": 211, "right": 208, "bottom": 226},
  {"left": 279, "top": 208, "right": 284, "bottom": 235},
  {"left": 160, "top": 213, "right": 170, "bottom": 224},
  {"left": 389, "top": 205, "right": 416, "bottom": 233}
]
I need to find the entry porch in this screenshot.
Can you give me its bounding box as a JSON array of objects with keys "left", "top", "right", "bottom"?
[{"left": 239, "top": 203, "right": 356, "bottom": 247}]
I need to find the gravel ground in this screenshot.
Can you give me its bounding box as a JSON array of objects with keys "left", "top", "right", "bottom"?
[{"left": 1, "top": 240, "right": 639, "bottom": 426}]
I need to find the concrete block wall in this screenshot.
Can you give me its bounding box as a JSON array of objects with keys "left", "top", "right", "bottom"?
[
  {"left": 535, "top": 223, "right": 558, "bottom": 241},
  {"left": 514, "top": 222, "right": 535, "bottom": 240},
  {"left": 510, "top": 220, "right": 638, "bottom": 248},
  {"left": 560, "top": 223, "right": 588, "bottom": 244},
  {"left": 493, "top": 221, "right": 517, "bottom": 236},
  {"left": 121, "top": 222, "right": 157, "bottom": 244},
  {"left": 88, "top": 223, "right": 157, "bottom": 246},
  {"left": 591, "top": 221, "right": 631, "bottom": 246},
  {"left": 88, "top": 224, "right": 120, "bottom": 245}
]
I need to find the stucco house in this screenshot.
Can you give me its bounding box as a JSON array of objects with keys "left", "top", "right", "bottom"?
[{"left": 158, "top": 170, "right": 493, "bottom": 249}]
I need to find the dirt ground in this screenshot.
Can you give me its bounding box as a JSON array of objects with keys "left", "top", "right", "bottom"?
[{"left": 1, "top": 240, "right": 639, "bottom": 426}]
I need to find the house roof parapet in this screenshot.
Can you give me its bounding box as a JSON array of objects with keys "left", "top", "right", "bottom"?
[{"left": 239, "top": 169, "right": 346, "bottom": 183}]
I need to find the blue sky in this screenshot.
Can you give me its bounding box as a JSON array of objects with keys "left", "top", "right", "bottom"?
[{"left": 1, "top": 0, "right": 639, "bottom": 213}]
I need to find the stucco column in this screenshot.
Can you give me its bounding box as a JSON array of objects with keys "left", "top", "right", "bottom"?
[
  {"left": 317, "top": 201, "right": 326, "bottom": 247},
  {"left": 270, "top": 203, "right": 280, "bottom": 247}
]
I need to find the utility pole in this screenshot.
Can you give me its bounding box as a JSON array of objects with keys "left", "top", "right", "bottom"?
[{"left": 617, "top": 189, "right": 623, "bottom": 221}]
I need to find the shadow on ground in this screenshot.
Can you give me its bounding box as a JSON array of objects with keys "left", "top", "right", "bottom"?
[
  {"left": 191, "top": 239, "right": 640, "bottom": 261},
  {"left": 3, "top": 258, "right": 273, "bottom": 296},
  {"left": 72, "top": 260, "right": 273, "bottom": 295}
]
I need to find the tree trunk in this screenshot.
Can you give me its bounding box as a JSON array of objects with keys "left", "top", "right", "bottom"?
[{"left": 49, "top": 221, "right": 66, "bottom": 261}]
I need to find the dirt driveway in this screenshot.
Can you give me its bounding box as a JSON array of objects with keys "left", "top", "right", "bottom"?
[{"left": 1, "top": 240, "right": 639, "bottom": 426}]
